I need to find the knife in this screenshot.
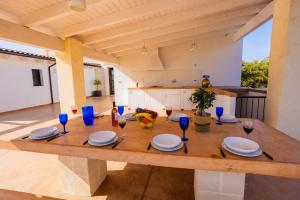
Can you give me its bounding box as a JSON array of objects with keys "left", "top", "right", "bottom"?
[
  {"left": 112, "top": 138, "right": 125, "bottom": 149},
  {"left": 47, "top": 133, "right": 62, "bottom": 142},
  {"left": 147, "top": 142, "right": 152, "bottom": 150},
  {"left": 263, "top": 151, "right": 273, "bottom": 160},
  {"left": 184, "top": 143, "right": 188, "bottom": 154}
]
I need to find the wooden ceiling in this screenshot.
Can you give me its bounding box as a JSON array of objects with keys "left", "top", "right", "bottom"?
[{"left": 0, "top": 0, "right": 273, "bottom": 59}]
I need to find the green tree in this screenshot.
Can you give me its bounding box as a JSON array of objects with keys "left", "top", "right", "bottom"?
[{"left": 241, "top": 57, "right": 269, "bottom": 88}]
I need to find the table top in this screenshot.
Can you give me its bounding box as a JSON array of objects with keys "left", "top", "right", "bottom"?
[{"left": 3, "top": 112, "right": 300, "bottom": 179}]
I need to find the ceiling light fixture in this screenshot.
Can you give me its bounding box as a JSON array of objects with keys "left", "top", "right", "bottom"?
[
  {"left": 69, "top": 0, "right": 86, "bottom": 12},
  {"left": 141, "top": 42, "right": 148, "bottom": 54},
  {"left": 189, "top": 40, "right": 197, "bottom": 52}
]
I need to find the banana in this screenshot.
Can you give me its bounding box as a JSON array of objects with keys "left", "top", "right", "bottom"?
[{"left": 135, "top": 113, "right": 152, "bottom": 118}]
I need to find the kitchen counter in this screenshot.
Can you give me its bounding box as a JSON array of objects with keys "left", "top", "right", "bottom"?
[
  {"left": 128, "top": 86, "right": 237, "bottom": 116},
  {"left": 128, "top": 86, "right": 237, "bottom": 97}
]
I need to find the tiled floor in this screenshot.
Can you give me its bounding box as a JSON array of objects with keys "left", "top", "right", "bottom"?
[{"left": 0, "top": 96, "right": 299, "bottom": 200}]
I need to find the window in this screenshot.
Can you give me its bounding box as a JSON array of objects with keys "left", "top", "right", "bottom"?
[{"left": 32, "top": 69, "right": 43, "bottom": 86}]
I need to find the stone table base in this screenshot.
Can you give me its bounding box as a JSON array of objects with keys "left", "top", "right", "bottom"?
[
  {"left": 58, "top": 156, "right": 107, "bottom": 196},
  {"left": 194, "top": 170, "right": 245, "bottom": 200}
]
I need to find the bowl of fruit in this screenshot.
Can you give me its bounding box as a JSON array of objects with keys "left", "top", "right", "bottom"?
[{"left": 134, "top": 108, "right": 158, "bottom": 128}]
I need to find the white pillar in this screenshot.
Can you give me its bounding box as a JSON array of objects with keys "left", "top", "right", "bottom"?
[
  {"left": 55, "top": 38, "right": 86, "bottom": 114},
  {"left": 265, "top": 0, "right": 300, "bottom": 140},
  {"left": 55, "top": 38, "right": 107, "bottom": 196},
  {"left": 58, "top": 156, "right": 107, "bottom": 196},
  {"left": 194, "top": 170, "right": 245, "bottom": 200}
]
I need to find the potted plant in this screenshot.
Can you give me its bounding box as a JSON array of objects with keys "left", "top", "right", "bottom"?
[
  {"left": 189, "top": 87, "right": 216, "bottom": 132},
  {"left": 92, "top": 79, "right": 102, "bottom": 97}
]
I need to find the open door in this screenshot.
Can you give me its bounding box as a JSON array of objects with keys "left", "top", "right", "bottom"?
[{"left": 108, "top": 68, "right": 115, "bottom": 95}]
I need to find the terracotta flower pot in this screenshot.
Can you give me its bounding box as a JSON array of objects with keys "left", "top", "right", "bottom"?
[
  {"left": 194, "top": 113, "right": 211, "bottom": 132},
  {"left": 92, "top": 90, "right": 102, "bottom": 97}
]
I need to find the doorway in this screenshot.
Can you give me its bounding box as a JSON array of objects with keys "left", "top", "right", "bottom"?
[{"left": 108, "top": 68, "right": 115, "bottom": 95}]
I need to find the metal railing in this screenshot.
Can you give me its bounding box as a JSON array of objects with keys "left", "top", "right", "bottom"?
[{"left": 235, "top": 96, "right": 266, "bottom": 121}]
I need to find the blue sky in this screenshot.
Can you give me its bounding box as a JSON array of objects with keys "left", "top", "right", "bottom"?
[
  {"left": 0, "top": 19, "right": 273, "bottom": 61},
  {"left": 242, "top": 19, "right": 272, "bottom": 61},
  {"left": 0, "top": 40, "right": 44, "bottom": 55}
]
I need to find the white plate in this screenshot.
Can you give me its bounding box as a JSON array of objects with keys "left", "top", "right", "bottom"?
[
  {"left": 30, "top": 126, "right": 58, "bottom": 138},
  {"left": 151, "top": 141, "right": 184, "bottom": 152},
  {"left": 30, "top": 130, "right": 59, "bottom": 140},
  {"left": 89, "top": 131, "right": 117, "bottom": 144},
  {"left": 222, "top": 143, "right": 262, "bottom": 157},
  {"left": 221, "top": 117, "right": 238, "bottom": 123},
  {"left": 88, "top": 136, "right": 118, "bottom": 147},
  {"left": 221, "top": 114, "right": 236, "bottom": 121},
  {"left": 152, "top": 134, "right": 182, "bottom": 149},
  {"left": 216, "top": 114, "right": 238, "bottom": 123},
  {"left": 125, "top": 113, "right": 136, "bottom": 121},
  {"left": 169, "top": 113, "right": 188, "bottom": 122},
  {"left": 224, "top": 137, "right": 259, "bottom": 153},
  {"left": 94, "top": 112, "right": 103, "bottom": 118}
]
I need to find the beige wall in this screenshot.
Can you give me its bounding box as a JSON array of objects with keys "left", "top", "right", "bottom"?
[
  {"left": 266, "top": 0, "right": 300, "bottom": 140},
  {"left": 115, "top": 36, "right": 242, "bottom": 105}
]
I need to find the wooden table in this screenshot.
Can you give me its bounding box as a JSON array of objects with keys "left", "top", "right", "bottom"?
[
  {"left": 5, "top": 112, "right": 300, "bottom": 179},
  {"left": 1, "top": 112, "right": 300, "bottom": 198}
]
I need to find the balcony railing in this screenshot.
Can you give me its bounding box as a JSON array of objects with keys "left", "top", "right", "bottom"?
[{"left": 235, "top": 96, "right": 266, "bottom": 121}]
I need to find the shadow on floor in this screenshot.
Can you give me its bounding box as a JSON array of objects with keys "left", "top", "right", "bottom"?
[
  {"left": 245, "top": 174, "right": 300, "bottom": 200},
  {"left": 0, "top": 96, "right": 114, "bottom": 136},
  {"left": 95, "top": 164, "right": 194, "bottom": 200}
]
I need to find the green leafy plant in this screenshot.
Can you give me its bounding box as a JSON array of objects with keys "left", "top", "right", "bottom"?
[
  {"left": 241, "top": 57, "right": 269, "bottom": 88},
  {"left": 189, "top": 88, "right": 216, "bottom": 116},
  {"left": 93, "top": 79, "right": 101, "bottom": 91}
]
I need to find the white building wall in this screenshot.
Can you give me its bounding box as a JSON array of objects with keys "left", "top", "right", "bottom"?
[
  {"left": 0, "top": 55, "right": 53, "bottom": 112},
  {"left": 84, "top": 66, "right": 96, "bottom": 97},
  {"left": 0, "top": 54, "right": 105, "bottom": 113},
  {"left": 115, "top": 36, "right": 243, "bottom": 105}
]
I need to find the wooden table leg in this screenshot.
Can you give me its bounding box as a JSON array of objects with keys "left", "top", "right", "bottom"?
[
  {"left": 58, "top": 155, "right": 107, "bottom": 196},
  {"left": 194, "top": 170, "right": 245, "bottom": 200}
]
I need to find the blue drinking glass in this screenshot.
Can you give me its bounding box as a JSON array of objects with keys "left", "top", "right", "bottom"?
[
  {"left": 59, "top": 113, "right": 68, "bottom": 134},
  {"left": 82, "top": 106, "right": 94, "bottom": 126},
  {"left": 216, "top": 106, "right": 224, "bottom": 125},
  {"left": 179, "top": 117, "right": 189, "bottom": 142},
  {"left": 118, "top": 105, "right": 124, "bottom": 115}
]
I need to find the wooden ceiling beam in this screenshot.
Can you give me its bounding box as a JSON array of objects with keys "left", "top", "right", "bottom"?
[
  {"left": 101, "top": 18, "right": 248, "bottom": 54},
  {"left": 0, "top": 19, "right": 118, "bottom": 64},
  {"left": 0, "top": 8, "right": 55, "bottom": 35},
  {"left": 232, "top": 1, "right": 274, "bottom": 41},
  {"left": 21, "top": 0, "right": 106, "bottom": 27},
  {"left": 79, "top": 2, "right": 266, "bottom": 44},
  {"left": 114, "top": 29, "right": 238, "bottom": 57},
  {"left": 0, "top": 8, "right": 21, "bottom": 24},
  {"left": 83, "top": 47, "right": 119, "bottom": 64},
  {"left": 92, "top": 13, "right": 255, "bottom": 50},
  {"left": 57, "top": 0, "right": 204, "bottom": 37},
  {"left": 0, "top": 18, "right": 64, "bottom": 51}
]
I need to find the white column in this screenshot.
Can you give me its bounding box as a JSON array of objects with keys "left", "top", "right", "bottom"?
[
  {"left": 194, "top": 170, "right": 245, "bottom": 200},
  {"left": 55, "top": 38, "right": 107, "bottom": 196},
  {"left": 265, "top": 0, "right": 300, "bottom": 140},
  {"left": 58, "top": 156, "right": 107, "bottom": 196},
  {"left": 55, "top": 38, "right": 86, "bottom": 114}
]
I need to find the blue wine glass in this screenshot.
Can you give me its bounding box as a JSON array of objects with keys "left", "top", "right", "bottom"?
[
  {"left": 216, "top": 107, "right": 224, "bottom": 125},
  {"left": 82, "top": 106, "right": 94, "bottom": 126},
  {"left": 59, "top": 113, "right": 68, "bottom": 134},
  {"left": 179, "top": 117, "right": 189, "bottom": 142},
  {"left": 118, "top": 105, "right": 124, "bottom": 115}
]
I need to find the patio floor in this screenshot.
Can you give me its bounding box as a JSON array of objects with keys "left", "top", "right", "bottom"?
[{"left": 0, "top": 96, "right": 299, "bottom": 200}]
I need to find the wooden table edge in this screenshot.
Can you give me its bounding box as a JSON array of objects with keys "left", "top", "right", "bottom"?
[{"left": 1, "top": 140, "right": 299, "bottom": 179}]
